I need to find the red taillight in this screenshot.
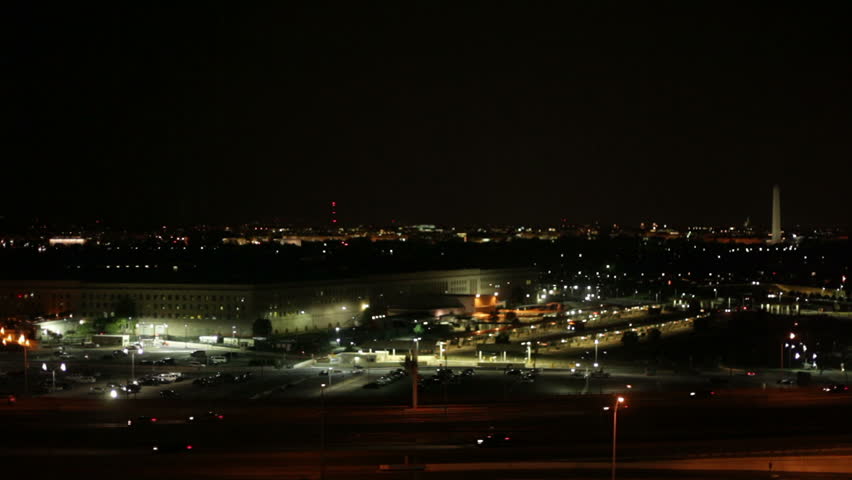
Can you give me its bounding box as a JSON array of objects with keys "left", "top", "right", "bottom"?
[
  {"left": 218, "top": 415, "right": 223, "bottom": 419},
  {"left": 186, "top": 445, "right": 193, "bottom": 450},
  {"left": 151, "top": 418, "right": 158, "bottom": 422},
  {"left": 504, "top": 437, "right": 511, "bottom": 441}
]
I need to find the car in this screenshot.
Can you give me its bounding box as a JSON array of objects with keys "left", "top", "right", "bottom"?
[
  {"left": 139, "top": 359, "right": 154, "bottom": 366},
  {"left": 187, "top": 411, "right": 224, "bottom": 423},
  {"left": 160, "top": 390, "right": 180, "bottom": 399},
  {"left": 2, "top": 393, "right": 15, "bottom": 405},
  {"left": 777, "top": 378, "right": 796, "bottom": 385},
  {"left": 689, "top": 390, "right": 716, "bottom": 399},
  {"left": 158, "top": 373, "right": 181, "bottom": 383},
  {"left": 152, "top": 441, "right": 194, "bottom": 454},
  {"left": 88, "top": 386, "right": 106, "bottom": 395},
  {"left": 209, "top": 356, "right": 228, "bottom": 365},
  {"left": 505, "top": 369, "right": 522, "bottom": 376},
  {"left": 74, "top": 375, "right": 96, "bottom": 384},
  {"left": 461, "top": 368, "right": 475, "bottom": 377},
  {"left": 475, "top": 433, "right": 515, "bottom": 448},
  {"left": 745, "top": 371, "right": 758, "bottom": 376},
  {"left": 822, "top": 384, "right": 849, "bottom": 393},
  {"left": 188, "top": 361, "right": 206, "bottom": 368},
  {"left": 590, "top": 370, "right": 610, "bottom": 379},
  {"left": 128, "top": 416, "right": 159, "bottom": 428},
  {"left": 122, "top": 383, "right": 142, "bottom": 394},
  {"left": 113, "top": 350, "right": 128, "bottom": 357},
  {"left": 139, "top": 377, "right": 162, "bottom": 386},
  {"left": 190, "top": 350, "right": 207, "bottom": 358}
]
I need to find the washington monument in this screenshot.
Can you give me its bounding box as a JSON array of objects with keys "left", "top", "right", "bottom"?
[{"left": 769, "top": 184, "right": 782, "bottom": 244}]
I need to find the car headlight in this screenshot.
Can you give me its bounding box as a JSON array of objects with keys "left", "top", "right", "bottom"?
[{"left": 477, "top": 439, "right": 484, "bottom": 444}]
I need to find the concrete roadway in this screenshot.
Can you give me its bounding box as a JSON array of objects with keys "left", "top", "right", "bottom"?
[{"left": 3, "top": 387, "right": 852, "bottom": 479}]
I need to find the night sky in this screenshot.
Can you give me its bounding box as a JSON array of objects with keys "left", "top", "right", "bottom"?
[{"left": 6, "top": 3, "right": 851, "bottom": 228}]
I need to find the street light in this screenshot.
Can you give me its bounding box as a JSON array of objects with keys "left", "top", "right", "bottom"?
[
  {"left": 320, "top": 383, "right": 327, "bottom": 480},
  {"left": 125, "top": 347, "right": 143, "bottom": 381},
  {"left": 42, "top": 362, "right": 66, "bottom": 392},
  {"left": 15, "top": 334, "right": 32, "bottom": 395},
  {"left": 594, "top": 338, "right": 600, "bottom": 369},
  {"left": 607, "top": 396, "right": 626, "bottom": 480},
  {"left": 184, "top": 323, "right": 188, "bottom": 348}
]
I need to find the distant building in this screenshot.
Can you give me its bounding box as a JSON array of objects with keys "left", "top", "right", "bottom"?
[{"left": 0, "top": 268, "right": 536, "bottom": 338}]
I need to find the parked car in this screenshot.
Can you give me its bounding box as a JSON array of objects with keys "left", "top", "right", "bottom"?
[
  {"left": 160, "top": 390, "right": 181, "bottom": 399},
  {"left": 122, "top": 383, "right": 142, "bottom": 394}
]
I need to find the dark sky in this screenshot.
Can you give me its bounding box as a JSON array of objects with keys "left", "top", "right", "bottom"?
[{"left": 5, "top": 2, "right": 851, "bottom": 228}]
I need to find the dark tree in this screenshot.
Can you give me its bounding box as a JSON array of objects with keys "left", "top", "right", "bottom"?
[
  {"left": 621, "top": 331, "right": 640, "bottom": 348},
  {"left": 252, "top": 318, "right": 272, "bottom": 337},
  {"left": 646, "top": 328, "right": 662, "bottom": 343}
]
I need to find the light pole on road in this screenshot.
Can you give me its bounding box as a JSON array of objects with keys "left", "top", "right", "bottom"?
[
  {"left": 125, "top": 347, "right": 143, "bottom": 381},
  {"left": 594, "top": 338, "right": 600, "bottom": 368},
  {"left": 320, "top": 383, "right": 326, "bottom": 480},
  {"left": 42, "top": 362, "right": 66, "bottom": 392},
  {"left": 603, "top": 396, "right": 626, "bottom": 480}
]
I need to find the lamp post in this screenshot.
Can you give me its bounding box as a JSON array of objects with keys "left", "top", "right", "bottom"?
[
  {"left": 320, "top": 383, "right": 326, "bottom": 480},
  {"left": 184, "top": 323, "right": 188, "bottom": 348},
  {"left": 17, "top": 334, "right": 31, "bottom": 395},
  {"left": 787, "top": 333, "right": 796, "bottom": 369},
  {"left": 125, "top": 347, "right": 143, "bottom": 381},
  {"left": 594, "top": 338, "right": 600, "bottom": 369},
  {"left": 42, "top": 362, "right": 66, "bottom": 392},
  {"left": 604, "top": 396, "right": 626, "bottom": 480}
]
